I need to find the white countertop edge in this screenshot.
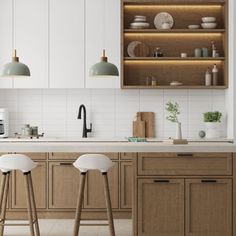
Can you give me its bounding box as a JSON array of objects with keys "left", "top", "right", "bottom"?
[{"left": 0, "top": 142, "right": 235, "bottom": 153}]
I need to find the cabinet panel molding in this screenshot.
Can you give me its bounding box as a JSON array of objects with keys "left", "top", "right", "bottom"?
[
  {"left": 138, "top": 178, "right": 184, "bottom": 236},
  {"left": 185, "top": 178, "right": 232, "bottom": 236}
]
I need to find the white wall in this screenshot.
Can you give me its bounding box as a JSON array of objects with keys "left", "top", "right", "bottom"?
[{"left": 0, "top": 89, "right": 226, "bottom": 139}]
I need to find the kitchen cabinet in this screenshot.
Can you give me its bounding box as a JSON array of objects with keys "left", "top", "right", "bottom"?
[
  {"left": 49, "top": 0, "right": 84, "bottom": 88},
  {"left": 84, "top": 161, "right": 119, "bottom": 209},
  {"left": 85, "top": 0, "right": 120, "bottom": 88},
  {"left": 185, "top": 179, "right": 232, "bottom": 236},
  {"left": 11, "top": 162, "right": 47, "bottom": 209},
  {"left": 13, "top": 0, "right": 48, "bottom": 88},
  {"left": 120, "top": 161, "right": 132, "bottom": 209},
  {"left": 0, "top": 0, "right": 13, "bottom": 88},
  {"left": 48, "top": 161, "right": 80, "bottom": 209},
  {"left": 133, "top": 152, "right": 234, "bottom": 236},
  {"left": 138, "top": 179, "right": 184, "bottom": 236}
]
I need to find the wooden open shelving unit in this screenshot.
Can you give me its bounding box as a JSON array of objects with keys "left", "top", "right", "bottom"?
[{"left": 121, "top": 0, "right": 228, "bottom": 89}]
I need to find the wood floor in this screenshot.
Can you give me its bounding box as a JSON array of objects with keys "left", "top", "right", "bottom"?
[{"left": 3, "top": 219, "right": 132, "bottom": 236}]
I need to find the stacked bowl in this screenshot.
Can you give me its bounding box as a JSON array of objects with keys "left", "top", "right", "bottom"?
[
  {"left": 201, "top": 17, "right": 217, "bottom": 29},
  {"left": 130, "top": 15, "right": 150, "bottom": 29}
]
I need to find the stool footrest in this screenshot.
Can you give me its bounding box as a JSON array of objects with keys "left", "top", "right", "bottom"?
[
  {"left": 0, "top": 219, "right": 36, "bottom": 226},
  {"left": 80, "top": 223, "right": 109, "bottom": 226}
]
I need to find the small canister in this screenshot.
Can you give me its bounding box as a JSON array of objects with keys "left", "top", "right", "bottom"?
[
  {"left": 31, "top": 126, "right": 38, "bottom": 136},
  {"left": 22, "top": 124, "right": 32, "bottom": 137},
  {"left": 194, "top": 48, "right": 202, "bottom": 57},
  {"left": 202, "top": 48, "right": 209, "bottom": 57}
]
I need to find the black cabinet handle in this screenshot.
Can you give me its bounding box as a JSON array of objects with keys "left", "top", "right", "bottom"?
[
  {"left": 177, "top": 153, "right": 193, "bottom": 157},
  {"left": 154, "top": 180, "right": 170, "bottom": 183},
  {"left": 60, "top": 163, "right": 73, "bottom": 166},
  {"left": 201, "top": 180, "right": 217, "bottom": 183}
]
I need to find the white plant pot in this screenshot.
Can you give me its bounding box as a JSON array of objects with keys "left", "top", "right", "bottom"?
[
  {"left": 205, "top": 122, "right": 221, "bottom": 138},
  {"left": 175, "top": 122, "right": 182, "bottom": 139}
]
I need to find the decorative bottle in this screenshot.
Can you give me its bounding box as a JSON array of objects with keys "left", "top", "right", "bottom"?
[
  {"left": 205, "top": 67, "right": 212, "bottom": 86},
  {"left": 212, "top": 64, "right": 219, "bottom": 86},
  {"left": 211, "top": 41, "right": 217, "bottom": 58}
]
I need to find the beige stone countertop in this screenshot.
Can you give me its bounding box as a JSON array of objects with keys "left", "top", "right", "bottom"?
[{"left": 0, "top": 138, "right": 235, "bottom": 153}]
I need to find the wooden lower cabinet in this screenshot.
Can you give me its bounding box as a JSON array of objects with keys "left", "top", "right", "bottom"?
[
  {"left": 48, "top": 162, "right": 80, "bottom": 209},
  {"left": 138, "top": 179, "right": 184, "bottom": 236},
  {"left": 120, "top": 161, "right": 132, "bottom": 209},
  {"left": 84, "top": 161, "right": 119, "bottom": 209},
  {"left": 185, "top": 179, "right": 232, "bottom": 236},
  {"left": 11, "top": 162, "right": 47, "bottom": 209}
]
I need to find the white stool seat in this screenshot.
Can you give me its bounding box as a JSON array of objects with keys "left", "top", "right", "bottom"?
[
  {"left": 0, "top": 154, "right": 37, "bottom": 173},
  {"left": 73, "top": 154, "right": 114, "bottom": 173}
]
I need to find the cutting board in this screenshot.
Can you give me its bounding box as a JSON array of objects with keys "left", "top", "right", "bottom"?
[
  {"left": 133, "top": 114, "right": 145, "bottom": 138},
  {"left": 137, "top": 112, "right": 155, "bottom": 138}
]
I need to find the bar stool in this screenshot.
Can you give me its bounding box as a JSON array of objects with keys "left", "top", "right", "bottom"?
[
  {"left": 73, "top": 154, "right": 115, "bottom": 236},
  {"left": 0, "top": 154, "right": 40, "bottom": 236}
]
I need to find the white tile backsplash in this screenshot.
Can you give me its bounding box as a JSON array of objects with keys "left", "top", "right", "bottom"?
[{"left": 0, "top": 89, "right": 227, "bottom": 139}]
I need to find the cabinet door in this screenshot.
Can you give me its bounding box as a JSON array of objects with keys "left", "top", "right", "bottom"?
[
  {"left": 84, "top": 161, "right": 119, "bottom": 209},
  {"left": 85, "top": 0, "right": 120, "bottom": 88},
  {"left": 0, "top": 0, "right": 13, "bottom": 88},
  {"left": 11, "top": 162, "right": 46, "bottom": 209},
  {"left": 120, "top": 161, "right": 132, "bottom": 209},
  {"left": 50, "top": 0, "right": 84, "bottom": 88},
  {"left": 138, "top": 179, "right": 184, "bottom": 236},
  {"left": 186, "top": 179, "right": 232, "bottom": 236},
  {"left": 49, "top": 162, "right": 80, "bottom": 209},
  {"left": 13, "top": 0, "right": 48, "bottom": 88}
]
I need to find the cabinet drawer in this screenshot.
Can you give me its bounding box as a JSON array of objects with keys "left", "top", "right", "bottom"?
[
  {"left": 49, "top": 152, "right": 119, "bottom": 160},
  {"left": 120, "top": 152, "right": 136, "bottom": 160},
  {"left": 138, "top": 153, "right": 232, "bottom": 176},
  {"left": 17, "top": 152, "right": 47, "bottom": 160}
]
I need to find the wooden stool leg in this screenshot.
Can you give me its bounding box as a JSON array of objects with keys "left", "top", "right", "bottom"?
[
  {"left": 24, "top": 172, "right": 35, "bottom": 236},
  {"left": 28, "top": 173, "right": 40, "bottom": 236},
  {"left": 102, "top": 172, "right": 115, "bottom": 236},
  {"left": 0, "top": 172, "right": 10, "bottom": 236},
  {"left": 73, "top": 172, "right": 87, "bottom": 236}
]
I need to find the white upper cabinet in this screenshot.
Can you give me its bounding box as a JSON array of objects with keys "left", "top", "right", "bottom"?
[
  {"left": 85, "top": 0, "right": 120, "bottom": 88},
  {"left": 13, "top": 0, "right": 49, "bottom": 88},
  {"left": 0, "top": 0, "right": 13, "bottom": 88},
  {"left": 50, "top": 0, "right": 85, "bottom": 88}
]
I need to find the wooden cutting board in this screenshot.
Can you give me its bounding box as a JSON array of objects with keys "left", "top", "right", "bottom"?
[
  {"left": 137, "top": 112, "right": 155, "bottom": 138},
  {"left": 133, "top": 114, "right": 145, "bottom": 138}
]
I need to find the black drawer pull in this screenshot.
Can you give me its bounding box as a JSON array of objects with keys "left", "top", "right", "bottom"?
[
  {"left": 60, "top": 163, "right": 73, "bottom": 166},
  {"left": 177, "top": 153, "right": 193, "bottom": 157},
  {"left": 154, "top": 180, "right": 170, "bottom": 183},
  {"left": 201, "top": 180, "right": 217, "bottom": 183}
]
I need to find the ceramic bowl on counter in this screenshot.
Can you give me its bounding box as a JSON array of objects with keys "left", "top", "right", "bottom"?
[
  {"left": 202, "top": 17, "right": 216, "bottom": 23},
  {"left": 201, "top": 22, "right": 217, "bottom": 29},
  {"left": 188, "top": 24, "right": 200, "bottom": 29}
]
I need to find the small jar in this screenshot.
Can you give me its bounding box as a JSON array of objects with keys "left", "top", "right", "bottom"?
[
  {"left": 151, "top": 76, "right": 157, "bottom": 86},
  {"left": 146, "top": 76, "right": 152, "bottom": 86},
  {"left": 31, "top": 126, "right": 38, "bottom": 136},
  {"left": 153, "top": 48, "right": 163, "bottom": 57},
  {"left": 22, "top": 124, "right": 32, "bottom": 137},
  {"left": 194, "top": 48, "right": 202, "bottom": 57}
]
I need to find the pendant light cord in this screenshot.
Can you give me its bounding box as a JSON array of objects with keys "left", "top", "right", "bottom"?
[{"left": 12, "top": 0, "right": 16, "bottom": 53}]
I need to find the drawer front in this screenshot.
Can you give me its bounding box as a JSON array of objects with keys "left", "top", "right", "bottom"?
[
  {"left": 17, "top": 152, "right": 47, "bottom": 160},
  {"left": 138, "top": 153, "right": 232, "bottom": 176},
  {"left": 120, "top": 152, "right": 136, "bottom": 160},
  {"left": 49, "top": 152, "right": 119, "bottom": 160}
]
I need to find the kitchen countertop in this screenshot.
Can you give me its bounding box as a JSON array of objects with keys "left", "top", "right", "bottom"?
[{"left": 0, "top": 138, "right": 235, "bottom": 153}]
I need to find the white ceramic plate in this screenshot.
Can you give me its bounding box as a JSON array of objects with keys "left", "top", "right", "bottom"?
[
  {"left": 127, "top": 41, "right": 142, "bottom": 57},
  {"left": 130, "top": 22, "right": 150, "bottom": 28},
  {"left": 188, "top": 25, "right": 200, "bottom": 29},
  {"left": 154, "top": 12, "right": 174, "bottom": 29}
]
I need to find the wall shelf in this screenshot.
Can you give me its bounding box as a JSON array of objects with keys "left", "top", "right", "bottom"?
[{"left": 121, "top": 0, "right": 228, "bottom": 89}]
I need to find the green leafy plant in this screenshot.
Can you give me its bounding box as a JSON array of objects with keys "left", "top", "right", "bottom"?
[
  {"left": 166, "top": 101, "right": 180, "bottom": 123},
  {"left": 203, "top": 111, "right": 222, "bottom": 122}
]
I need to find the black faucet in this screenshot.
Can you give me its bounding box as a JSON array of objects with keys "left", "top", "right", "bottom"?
[{"left": 77, "top": 104, "right": 92, "bottom": 138}]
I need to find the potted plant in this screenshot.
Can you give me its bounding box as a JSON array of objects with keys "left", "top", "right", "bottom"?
[
  {"left": 166, "top": 101, "right": 182, "bottom": 139},
  {"left": 203, "top": 111, "right": 222, "bottom": 138}
]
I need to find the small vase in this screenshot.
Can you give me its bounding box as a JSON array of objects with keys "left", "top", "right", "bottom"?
[
  {"left": 205, "top": 122, "right": 221, "bottom": 138},
  {"left": 175, "top": 122, "right": 182, "bottom": 139}
]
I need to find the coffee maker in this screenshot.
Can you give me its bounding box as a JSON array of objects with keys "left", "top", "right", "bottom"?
[{"left": 0, "top": 109, "right": 9, "bottom": 138}]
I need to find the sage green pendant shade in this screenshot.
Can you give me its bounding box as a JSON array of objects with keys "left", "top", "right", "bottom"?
[
  {"left": 1, "top": 50, "right": 30, "bottom": 77},
  {"left": 89, "top": 50, "right": 119, "bottom": 77}
]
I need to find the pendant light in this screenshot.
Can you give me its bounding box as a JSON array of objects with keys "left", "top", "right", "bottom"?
[
  {"left": 1, "top": 0, "right": 30, "bottom": 77},
  {"left": 89, "top": 50, "right": 119, "bottom": 77},
  {"left": 89, "top": 0, "right": 119, "bottom": 78}
]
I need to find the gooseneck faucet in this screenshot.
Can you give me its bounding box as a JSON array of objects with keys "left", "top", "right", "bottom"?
[{"left": 77, "top": 104, "right": 92, "bottom": 138}]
